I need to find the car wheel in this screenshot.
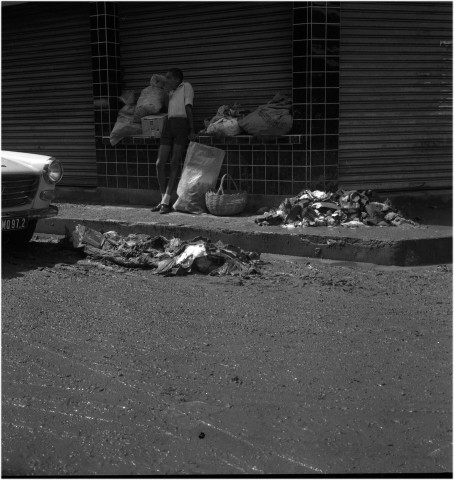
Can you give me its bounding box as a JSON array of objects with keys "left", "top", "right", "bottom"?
[{"left": 2, "top": 219, "right": 38, "bottom": 247}]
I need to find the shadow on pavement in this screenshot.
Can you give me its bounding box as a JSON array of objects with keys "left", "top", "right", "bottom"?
[{"left": 2, "top": 235, "right": 84, "bottom": 280}]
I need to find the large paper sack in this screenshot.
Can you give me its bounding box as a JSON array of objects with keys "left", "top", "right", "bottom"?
[
  {"left": 110, "top": 108, "right": 142, "bottom": 146},
  {"left": 239, "top": 93, "right": 293, "bottom": 136},
  {"left": 134, "top": 74, "right": 167, "bottom": 122},
  {"left": 174, "top": 142, "right": 225, "bottom": 214}
]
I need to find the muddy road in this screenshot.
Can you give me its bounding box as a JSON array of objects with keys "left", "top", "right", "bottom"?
[{"left": 2, "top": 234, "right": 452, "bottom": 476}]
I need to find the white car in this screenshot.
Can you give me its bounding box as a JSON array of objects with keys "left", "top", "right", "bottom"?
[{"left": 2, "top": 151, "right": 63, "bottom": 245}]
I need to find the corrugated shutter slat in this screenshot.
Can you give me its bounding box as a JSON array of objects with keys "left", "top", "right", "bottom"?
[
  {"left": 338, "top": 1, "right": 452, "bottom": 191},
  {"left": 1, "top": 2, "right": 96, "bottom": 187}
]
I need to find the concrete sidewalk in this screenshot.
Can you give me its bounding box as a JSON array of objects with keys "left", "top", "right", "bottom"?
[{"left": 36, "top": 202, "right": 452, "bottom": 266}]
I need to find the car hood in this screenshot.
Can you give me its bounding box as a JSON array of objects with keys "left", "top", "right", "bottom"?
[{"left": 1, "top": 150, "right": 52, "bottom": 175}]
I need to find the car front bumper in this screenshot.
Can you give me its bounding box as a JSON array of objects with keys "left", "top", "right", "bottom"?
[{"left": 2, "top": 205, "right": 59, "bottom": 221}]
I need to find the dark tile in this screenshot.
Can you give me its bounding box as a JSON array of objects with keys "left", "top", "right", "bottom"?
[
  {"left": 127, "top": 177, "right": 138, "bottom": 189},
  {"left": 127, "top": 163, "right": 137, "bottom": 176},
  {"left": 98, "top": 176, "right": 107, "bottom": 187},
  {"left": 325, "top": 150, "right": 339, "bottom": 165},
  {"left": 253, "top": 151, "right": 266, "bottom": 165},
  {"left": 293, "top": 56, "right": 307, "bottom": 73},
  {"left": 311, "top": 135, "right": 325, "bottom": 150},
  {"left": 293, "top": 89, "right": 307, "bottom": 104},
  {"left": 312, "top": 57, "right": 327, "bottom": 72},
  {"left": 293, "top": 23, "right": 307, "bottom": 41},
  {"left": 253, "top": 166, "right": 265, "bottom": 180},
  {"left": 239, "top": 180, "right": 252, "bottom": 193},
  {"left": 117, "top": 176, "right": 128, "bottom": 188},
  {"left": 239, "top": 144, "right": 253, "bottom": 150},
  {"left": 236, "top": 136, "right": 251, "bottom": 144},
  {"left": 326, "top": 72, "right": 339, "bottom": 88},
  {"left": 293, "top": 150, "right": 307, "bottom": 166},
  {"left": 278, "top": 145, "right": 293, "bottom": 151},
  {"left": 325, "top": 135, "right": 339, "bottom": 150},
  {"left": 326, "top": 57, "right": 339, "bottom": 72},
  {"left": 293, "top": 72, "right": 308, "bottom": 88},
  {"left": 265, "top": 151, "right": 278, "bottom": 165},
  {"left": 253, "top": 145, "right": 265, "bottom": 151},
  {"left": 149, "top": 177, "right": 159, "bottom": 189},
  {"left": 326, "top": 88, "right": 339, "bottom": 103},
  {"left": 107, "top": 176, "right": 118, "bottom": 188},
  {"left": 311, "top": 4, "right": 326, "bottom": 23},
  {"left": 252, "top": 181, "right": 266, "bottom": 195},
  {"left": 138, "top": 177, "right": 149, "bottom": 189},
  {"left": 227, "top": 150, "right": 239, "bottom": 165},
  {"left": 326, "top": 40, "right": 339, "bottom": 55},
  {"left": 310, "top": 167, "right": 325, "bottom": 186},
  {"left": 96, "top": 163, "right": 107, "bottom": 175},
  {"left": 291, "top": 119, "right": 306, "bottom": 135},
  {"left": 311, "top": 104, "right": 325, "bottom": 120},
  {"left": 138, "top": 164, "right": 148, "bottom": 176},
  {"left": 279, "top": 151, "right": 293, "bottom": 166},
  {"left": 310, "top": 151, "right": 325, "bottom": 167},
  {"left": 324, "top": 165, "right": 338, "bottom": 181},
  {"left": 280, "top": 182, "right": 293, "bottom": 196},
  {"left": 277, "top": 136, "right": 290, "bottom": 144},
  {"left": 310, "top": 120, "right": 325, "bottom": 134},
  {"left": 266, "top": 181, "right": 280, "bottom": 195},
  {"left": 227, "top": 166, "right": 240, "bottom": 179},
  {"left": 311, "top": 72, "right": 326, "bottom": 88},
  {"left": 326, "top": 119, "right": 339, "bottom": 135},
  {"left": 311, "top": 88, "right": 326, "bottom": 104},
  {"left": 266, "top": 166, "right": 279, "bottom": 181},
  {"left": 280, "top": 166, "right": 292, "bottom": 181},
  {"left": 261, "top": 136, "right": 277, "bottom": 145},
  {"left": 311, "top": 40, "right": 326, "bottom": 56},
  {"left": 226, "top": 144, "right": 239, "bottom": 151},
  {"left": 327, "top": 7, "right": 340, "bottom": 23},
  {"left": 240, "top": 166, "right": 252, "bottom": 181},
  {"left": 293, "top": 6, "right": 307, "bottom": 24},
  {"left": 116, "top": 163, "right": 127, "bottom": 176},
  {"left": 326, "top": 103, "right": 339, "bottom": 119},
  {"left": 136, "top": 149, "right": 148, "bottom": 163},
  {"left": 293, "top": 167, "right": 307, "bottom": 182},
  {"left": 239, "top": 151, "right": 252, "bottom": 165},
  {"left": 293, "top": 181, "right": 308, "bottom": 194},
  {"left": 115, "top": 148, "right": 127, "bottom": 162},
  {"left": 327, "top": 24, "right": 340, "bottom": 40},
  {"left": 106, "top": 163, "right": 116, "bottom": 175},
  {"left": 311, "top": 23, "right": 326, "bottom": 40}
]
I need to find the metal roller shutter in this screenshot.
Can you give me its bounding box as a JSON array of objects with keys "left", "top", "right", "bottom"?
[
  {"left": 2, "top": 2, "right": 97, "bottom": 187},
  {"left": 338, "top": 2, "right": 452, "bottom": 191},
  {"left": 118, "top": 1, "right": 293, "bottom": 130}
]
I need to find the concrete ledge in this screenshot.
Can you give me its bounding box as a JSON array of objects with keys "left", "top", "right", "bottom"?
[{"left": 37, "top": 215, "right": 452, "bottom": 267}]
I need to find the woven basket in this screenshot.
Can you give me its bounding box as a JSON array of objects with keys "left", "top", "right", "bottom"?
[{"left": 206, "top": 174, "right": 248, "bottom": 216}]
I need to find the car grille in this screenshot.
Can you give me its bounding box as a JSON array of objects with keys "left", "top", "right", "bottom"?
[{"left": 2, "top": 174, "right": 40, "bottom": 208}]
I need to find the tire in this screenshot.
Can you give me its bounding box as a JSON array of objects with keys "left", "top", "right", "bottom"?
[{"left": 2, "top": 219, "right": 38, "bottom": 247}]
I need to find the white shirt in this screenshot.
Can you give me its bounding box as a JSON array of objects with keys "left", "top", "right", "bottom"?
[{"left": 168, "top": 82, "right": 194, "bottom": 118}]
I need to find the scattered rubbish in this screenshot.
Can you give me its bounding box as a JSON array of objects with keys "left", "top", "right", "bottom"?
[
  {"left": 255, "top": 189, "right": 420, "bottom": 228},
  {"left": 199, "top": 103, "right": 251, "bottom": 137},
  {"left": 67, "top": 224, "right": 262, "bottom": 277}
]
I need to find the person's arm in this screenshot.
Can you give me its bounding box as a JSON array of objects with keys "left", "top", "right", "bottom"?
[{"left": 185, "top": 104, "right": 197, "bottom": 141}]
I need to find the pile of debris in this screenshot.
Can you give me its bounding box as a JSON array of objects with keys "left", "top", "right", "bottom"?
[
  {"left": 255, "top": 189, "right": 419, "bottom": 228},
  {"left": 67, "top": 225, "right": 262, "bottom": 277}
]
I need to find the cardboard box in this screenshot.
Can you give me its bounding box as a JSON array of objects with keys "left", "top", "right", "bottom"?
[{"left": 141, "top": 114, "right": 167, "bottom": 137}]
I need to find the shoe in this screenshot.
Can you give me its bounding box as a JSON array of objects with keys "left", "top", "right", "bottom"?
[
  {"left": 159, "top": 203, "right": 172, "bottom": 214},
  {"left": 151, "top": 203, "right": 162, "bottom": 212}
]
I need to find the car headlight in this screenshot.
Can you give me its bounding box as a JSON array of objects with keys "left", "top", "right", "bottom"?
[{"left": 43, "top": 158, "right": 63, "bottom": 184}]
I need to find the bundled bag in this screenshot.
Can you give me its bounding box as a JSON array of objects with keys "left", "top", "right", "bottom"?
[
  {"left": 133, "top": 74, "right": 167, "bottom": 122},
  {"left": 110, "top": 108, "right": 142, "bottom": 146},
  {"left": 239, "top": 93, "right": 293, "bottom": 136},
  {"left": 206, "top": 117, "right": 241, "bottom": 136},
  {"left": 173, "top": 142, "right": 225, "bottom": 214}
]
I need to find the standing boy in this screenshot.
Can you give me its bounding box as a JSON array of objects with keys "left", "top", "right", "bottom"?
[{"left": 151, "top": 68, "right": 196, "bottom": 214}]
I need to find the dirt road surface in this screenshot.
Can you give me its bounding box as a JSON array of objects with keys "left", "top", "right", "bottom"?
[{"left": 2, "top": 234, "right": 452, "bottom": 476}]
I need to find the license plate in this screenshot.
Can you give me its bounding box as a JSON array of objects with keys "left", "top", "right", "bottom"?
[{"left": 2, "top": 217, "right": 28, "bottom": 231}]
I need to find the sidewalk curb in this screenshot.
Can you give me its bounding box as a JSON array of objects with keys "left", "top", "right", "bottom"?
[{"left": 36, "top": 216, "right": 452, "bottom": 267}]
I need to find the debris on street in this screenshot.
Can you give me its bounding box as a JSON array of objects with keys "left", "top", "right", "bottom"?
[
  {"left": 67, "top": 224, "right": 262, "bottom": 276},
  {"left": 255, "top": 189, "right": 420, "bottom": 228}
]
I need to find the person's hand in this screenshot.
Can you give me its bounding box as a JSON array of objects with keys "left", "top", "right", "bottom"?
[{"left": 188, "top": 130, "right": 198, "bottom": 142}]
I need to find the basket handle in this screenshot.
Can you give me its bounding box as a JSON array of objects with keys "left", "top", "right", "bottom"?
[{"left": 217, "top": 173, "right": 239, "bottom": 195}]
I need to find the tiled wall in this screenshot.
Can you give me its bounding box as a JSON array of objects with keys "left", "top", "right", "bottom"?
[
  {"left": 90, "top": 2, "right": 122, "bottom": 187},
  {"left": 292, "top": 1, "right": 340, "bottom": 189},
  {"left": 95, "top": 1, "right": 341, "bottom": 196}
]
